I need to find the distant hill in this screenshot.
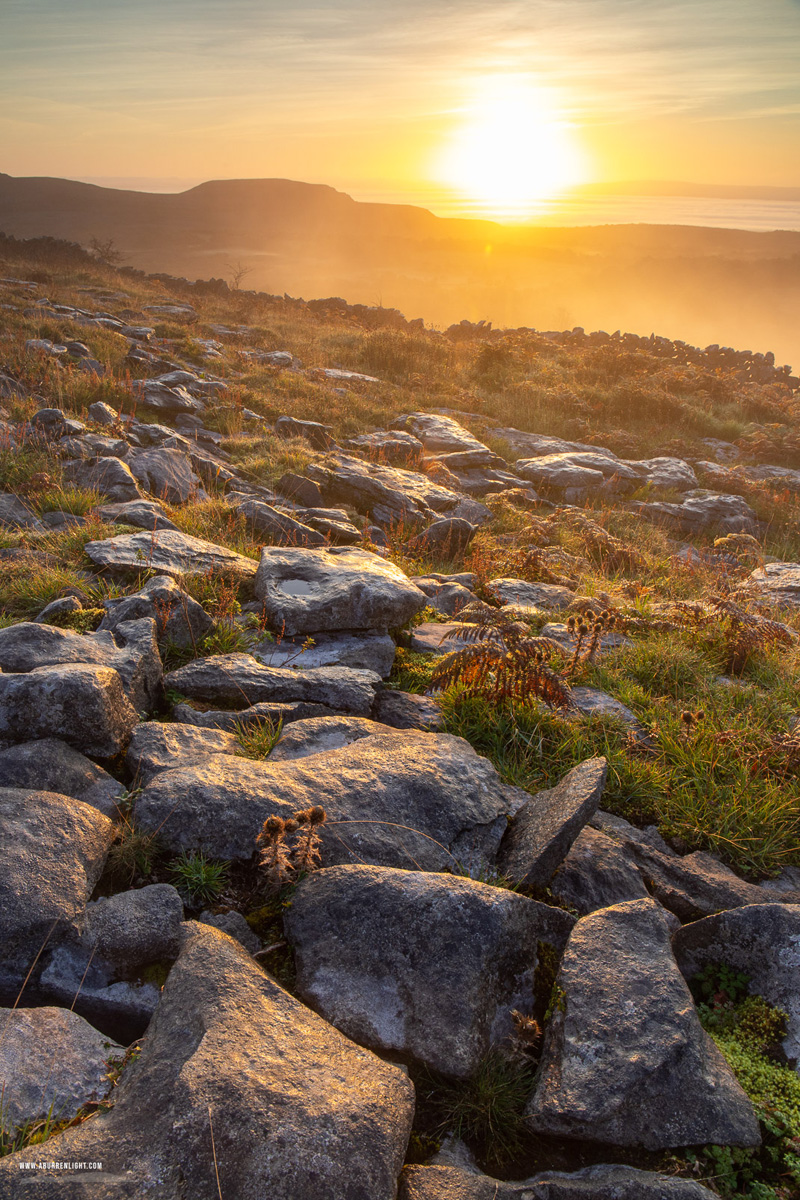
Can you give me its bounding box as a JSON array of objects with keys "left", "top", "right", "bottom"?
[{"left": 1, "top": 173, "right": 799, "bottom": 366}]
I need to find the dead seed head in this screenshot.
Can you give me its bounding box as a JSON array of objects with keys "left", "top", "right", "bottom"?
[{"left": 309, "top": 805, "right": 326, "bottom": 825}]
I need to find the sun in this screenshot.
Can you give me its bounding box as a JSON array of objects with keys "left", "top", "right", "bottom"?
[{"left": 435, "top": 77, "right": 587, "bottom": 219}]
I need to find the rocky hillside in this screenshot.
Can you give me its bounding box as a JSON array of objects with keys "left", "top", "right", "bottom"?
[{"left": 1, "top": 239, "right": 800, "bottom": 1198}]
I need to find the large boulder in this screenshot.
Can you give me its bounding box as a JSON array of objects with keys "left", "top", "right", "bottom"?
[
  {"left": 165, "top": 654, "right": 380, "bottom": 714},
  {"left": 254, "top": 546, "right": 426, "bottom": 634},
  {"left": 0, "top": 663, "right": 137, "bottom": 757},
  {"left": 286, "top": 865, "right": 573, "bottom": 1078},
  {"left": 0, "top": 924, "right": 415, "bottom": 1200},
  {"left": 0, "top": 788, "right": 114, "bottom": 998},
  {"left": 634, "top": 491, "right": 759, "bottom": 535},
  {"left": 128, "top": 447, "right": 201, "bottom": 505},
  {"left": 63, "top": 456, "right": 142, "bottom": 503},
  {"left": 526, "top": 898, "right": 760, "bottom": 1150},
  {"left": 0, "top": 618, "right": 162, "bottom": 714},
  {"left": 499, "top": 759, "right": 607, "bottom": 889},
  {"left": 84, "top": 529, "right": 258, "bottom": 580},
  {"left": 673, "top": 904, "right": 800, "bottom": 1064},
  {"left": 0, "top": 739, "right": 126, "bottom": 818},
  {"left": 0, "top": 1007, "right": 120, "bottom": 1131},
  {"left": 399, "top": 1163, "right": 721, "bottom": 1199},
  {"left": 135, "top": 723, "right": 527, "bottom": 869}
]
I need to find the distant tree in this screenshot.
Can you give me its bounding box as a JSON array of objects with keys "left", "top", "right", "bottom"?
[
  {"left": 226, "top": 260, "right": 253, "bottom": 290},
  {"left": 88, "top": 236, "right": 127, "bottom": 267}
]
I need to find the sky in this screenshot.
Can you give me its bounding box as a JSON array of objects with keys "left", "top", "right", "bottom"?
[{"left": 2, "top": 0, "right": 800, "bottom": 217}]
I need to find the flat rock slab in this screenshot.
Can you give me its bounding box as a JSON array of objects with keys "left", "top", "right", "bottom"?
[
  {"left": 487, "top": 578, "right": 576, "bottom": 610},
  {"left": 286, "top": 864, "right": 574, "bottom": 1078},
  {"left": 165, "top": 653, "right": 380, "bottom": 715},
  {"left": 0, "top": 924, "right": 415, "bottom": 1200},
  {"left": 84, "top": 529, "right": 258, "bottom": 580},
  {"left": 400, "top": 1163, "right": 720, "bottom": 1199},
  {"left": 749, "top": 561, "right": 800, "bottom": 605},
  {"left": 526, "top": 898, "right": 760, "bottom": 1150},
  {"left": 402, "top": 412, "right": 490, "bottom": 456},
  {"left": 409, "top": 621, "right": 465, "bottom": 655},
  {"left": 499, "top": 758, "right": 608, "bottom": 889},
  {"left": 568, "top": 686, "right": 642, "bottom": 728},
  {"left": 0, "top": 788, "right": 114, "bottom": 998},
  {"left": 268, "top": 715, "right": 387, "bottom": 762},
  {"left": 0, "top": 739, "right": 125, "bottom": 818},
  {"left": 0, "top": 618, "right": 162, "bottom": 714},
  {"left": 254, "top": 545, "right": 426, "bottom": 634},
  {"left": 374, "top": 689, "right": 445, "bottom": 730},
  {"left": 125, "top": 721, "right": 242, "bottom": 784},
  {"left": 0, "top": 663, "right": 137, "bottom": 758},
  {"left": 251, "top": 628, "right": 397, "bottom": 678},
  {"left": 0, "top": 1007, "right": 120, "bottom": 1130},
  {"left": 135, "top": 724, "right": 526, "bottom": 870},
  {"left": 673, "top": 903, "right": 800, "bottom": 1063},
  {"left": 96, "top": 499, "right": 178, "bottom": 531},
  {"left": 634, "top": 491, "right": 758, "bottom": 535}
]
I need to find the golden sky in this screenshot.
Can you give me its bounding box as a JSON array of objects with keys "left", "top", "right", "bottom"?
[{"left": 3, "top": 0, "right": 800, "bottom": 217}]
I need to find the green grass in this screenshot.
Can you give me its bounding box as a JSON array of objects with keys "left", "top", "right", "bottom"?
[{"left": 168, "top": 850, "right": 230, "bottom": 906}]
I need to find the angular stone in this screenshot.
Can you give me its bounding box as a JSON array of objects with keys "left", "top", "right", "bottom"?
[
  {"left": 549, "top": 827, "right": 650, "bottom": 915},
  {"left": 403, "top": 413, "right": 490, "bottom": 455},
  {"left": 569, "top": 686, "right": 642, "bottom": 727},
  {"left": 128, "top": 448, "right": 200, "bottom": 505},
  {"left": 673, "top": 903, "right": 800, "bottom": 1063},
  {"left": 589, "top": 811, "right": 785, "bottom": 922},
  {"left": 399, "top": 1163, "right": 720, "bottom": 1199},
  {"left": 84, "top": 529, "right": 258, "bottom": 580},
  {"left": 97, "top": 574, "right": 213, "bottom": 651},
  {"left": 348, "top": 429, "right": 423, "bottom": 465},
  {"left": 254, "top": 546, "right": 426, "bottom": 634},
  {"left": 306, "top": 451, "right": 461, "bottom": 525},
  {"left": 0, "top": 924, "right": 416, "bottom": 1200},
  {"left": 287, "top": 865, "right": 574, "bottom": 1078},
  {"left": 251, "top": 628, "right": 396, "bottom": 677},
  {"left": 82, "top": 884, "right": 184, "bottom": 974},
  {"left": 499, "top": 759, "right": 608, "bottom": 888},
  {"left": 274, "top": 471, "right": 325, "bottom": 507},
  {"left": 229, "top": 497, "right": 326, "bottom": 545},
  {"left": 95, "top": 499, "right": 179, "bottom": 531},
  {"left": 63, "top": 455, "right": 142, "bottom": 503},
  {"left": 0, "top": 618, "right": 162, "bottom": 714},
  {"left": 0, "top": 739, "right": 125, "bottom": 818},
  {"left": 749, "top": 561, "right": 800, "bottom": 606},
  {"left": 407, "top": 517, "right": 476, "bottom": 556},
  {"left": 135, "top": 725, "right": 526, "bottom": 869},
  {"left": 0, "top": 1007, "right": 120, "bottom": 1131},
  {"left": 0, "top": 789, "right": 114, "bottom": 997},
  {"left": 131, "top": 379, "right": 204, "bottom": 414},
  {"left": 0, "top": 664, "right": 137, "bottom": 758},
  {"left": 0, "top": 493, "right": 45, "bottom": 530},
  {"left": 165, "top": 653, "right": 379, "bottom": 714},
  {"left": 199, "top": 908, "right": 261, "bottom": 954},
  {"left": 125, "top": 721, "right": 242, "bottom": 784},
  {"left": 275, "top": 413, "right": 335, "bottom": 448},
  {"left": 267, "top": 715, "right": 382, "bottom": 762},
  {"left": 487, "top": 578, "right": 576, "bottom": 610},
  {"left": 526, "top": 899, "right": 760, "bottom": 1150},
  {"left": 374, "top": 690, "right": 445, "bottom": 731},
  {"left": 635, "top": 491, "right": 758, "bottom": 536}
]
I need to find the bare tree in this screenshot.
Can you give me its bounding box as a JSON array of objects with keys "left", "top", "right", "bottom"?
[
  {"left": 88, "top": 236, "right": 127, "bottom": 267},
  {"left": 226, "top": 260, "right": 254, "bottom": 291}
]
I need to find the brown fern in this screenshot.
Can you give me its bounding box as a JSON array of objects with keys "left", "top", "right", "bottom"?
[{"left": 429, "top": 603, "right": 572, "bottom": 708}]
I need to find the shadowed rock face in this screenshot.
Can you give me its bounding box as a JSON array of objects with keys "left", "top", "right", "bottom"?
[
  {"left": 0, "top": 924, "right": 416, "bottom": 1200},
  {"left": 526, "top": 898, "right": 760, "bottom": 1150},
  {"left": 286, "top": 864, "right": 574, "bottom": 1078},
  {"left": 0, "top": 663, "right": 138, "bottom": 757},
  {"left": 398, "top": 1162, "right": 721, "bottom": 1199},
  {"left": 0, "top": 788, "right": 114, "bottom": 998},
  {"left": 0, "top": 738, "right": 126, "bottom": 818},
  {"left": 135, "top": 724, "right": 526, "bottom": 869},
  {"left": 254, "top": 544, "right": 427, "bottom": 634}
]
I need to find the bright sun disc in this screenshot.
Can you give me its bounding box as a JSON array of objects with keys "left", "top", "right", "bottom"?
[{"left": 436, "top": 78, "right": 586, "bottom": 219}]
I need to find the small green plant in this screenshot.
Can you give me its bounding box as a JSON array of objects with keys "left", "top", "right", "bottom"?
[
  {"left": 235, "top": 716, "right": 283, "bottom": 759},
  {"left": 168, "top": 850, "right": 230, "bottom": 905},
  {"left": 414, "top": 1051, "right": 537, "bottom": 1170},
  {"left": 105, "top": 814, "right": 159, "bottom": 886},
  {"left": 690, "top": 960, "right": 751, "bottom": 1013}
]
